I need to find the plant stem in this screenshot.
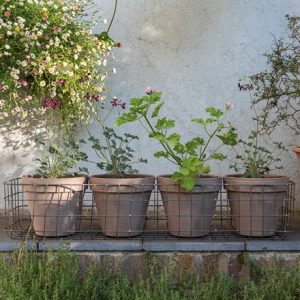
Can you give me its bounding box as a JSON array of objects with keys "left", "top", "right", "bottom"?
[{"left": 107, "top": 0, "right": 118, "bottom": 33}]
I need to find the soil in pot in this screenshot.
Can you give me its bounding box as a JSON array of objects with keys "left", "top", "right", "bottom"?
[
  {"left": 90, "top": 174, "right": 155, "bottom": 237},
  {"left": 157, "top": 175, "right": 222, "bottom": 237},
  {"left": 21, "top": 175, "right": 87, "bottom": 237},
  {"left": 224, "top": 175, "right": 289, "bottom": 237}
]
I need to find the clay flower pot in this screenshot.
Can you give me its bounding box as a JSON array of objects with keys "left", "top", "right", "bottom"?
[
  {"left": 293, "top": 147, "right": 300, "bottom": 163},
  {"left": 157, "top": 175, "right": 222, "bottom": 237},
  {"left": 90, "top": 174, "right": 155, "bottom": 237},
  {"left": 224, "top": 175, "right": 289, "bottom": 237},
  {"left": 21, "top": 175, "right": 87, "bottom": 237}
]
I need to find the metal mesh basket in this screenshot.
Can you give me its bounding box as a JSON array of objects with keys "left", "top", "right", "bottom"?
[{"left": 3, "top": 178, "right": 295, "bottom": 240}]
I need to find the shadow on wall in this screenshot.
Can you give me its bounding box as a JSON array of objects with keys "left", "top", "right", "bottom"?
[{"left": 0, "top": 118, "right": 42, "bottom": 189}]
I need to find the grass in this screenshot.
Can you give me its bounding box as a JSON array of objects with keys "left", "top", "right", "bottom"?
[{"left": 0, "top": 246, "right": 299, "bottom": 300}]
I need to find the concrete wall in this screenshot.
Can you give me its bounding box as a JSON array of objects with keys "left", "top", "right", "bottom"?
[{"left": 1, "top": 0, "right": 300, "bottom": 207}]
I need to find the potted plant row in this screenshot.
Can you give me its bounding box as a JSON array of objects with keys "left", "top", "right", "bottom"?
[{"left": 22, "top": 89, "right": 291, "bottom": 239}]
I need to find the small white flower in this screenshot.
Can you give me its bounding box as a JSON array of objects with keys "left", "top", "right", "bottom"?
[
  {"left": 40, "top": 80, "right": 46, "bottom": 87},
  {"left": 48, "top": 66, "right": 56, "bottom": 74},
  {"left": 225, "top": 102, "right": 234, "bottom": 110},
  {"left": 4, "top": 45, "right": 10, "bottom": 49}
]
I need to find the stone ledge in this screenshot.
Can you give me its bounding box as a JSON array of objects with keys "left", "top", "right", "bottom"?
[
  {"left": 143, "top": 241, "right": 245, "bottom": 252},
  {"left": 38, "top": 240, "right": 143, "bottom": 251},
  {"left": 1, "top": 240, "right": 300, "bottom": 252},
  {"left": 0, "top": 241, "right": 37, "bottom": 252},
  {"left": 245, "top": 241, "right": 300, "bottom": 251}
]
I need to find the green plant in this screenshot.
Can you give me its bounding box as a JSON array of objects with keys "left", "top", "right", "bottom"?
[
  {"left": 0, "top": 0, "right": 115, "bottom": 131},
  {"left": 231, "top": 88, "right": 287, "bottom": 178},
  {"left": 115, "top": 89, "right": 237, "bottom": 190},
  {"left": 245, "top": 15, "right": 300, "bottom": 133},
  {"left": 0, "top": 245, "right": 300, "bottom": 300},
  {"left": 36, "top": 138, "right": 87, "bottom": 178},
  {"left": 229, "top": 122, "right": 286, "bottom": 178},
  {"left": 88, "top": 98, "right": 147, "bottom": 177}
]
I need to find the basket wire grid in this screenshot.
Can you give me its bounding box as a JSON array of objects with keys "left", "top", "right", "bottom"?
[{"left": 3, "top": 178, "right": 295, "bottom": 240}]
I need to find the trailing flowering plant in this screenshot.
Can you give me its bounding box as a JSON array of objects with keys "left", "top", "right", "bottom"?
[
  {"left": 0, "top": 0, "right": 114, "bottom": 130},
  {"left": 116, "top": 89, "right": 238, "bottom": 190}
]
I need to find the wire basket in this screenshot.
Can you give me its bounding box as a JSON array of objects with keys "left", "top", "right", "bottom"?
[{"left": 3, "top": 178, "right": 295, "bottom": 240}]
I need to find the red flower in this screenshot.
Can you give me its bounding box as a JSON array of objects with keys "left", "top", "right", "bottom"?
[
  {"left": 111, "top": 97, "right": 118, "bottom": 106},
  {"left": 111, "top": 97, "right": 126, "bottom": 109}
]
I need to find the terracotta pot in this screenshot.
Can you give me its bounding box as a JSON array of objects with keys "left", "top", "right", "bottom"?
[
  {"left": 157, "top": 175, "right": 222, "bottom": 237},
  {"left": 224, "top": 175, "right": 289, "bottom": 237},
  {"left": 293, "top": 147, "right": 300, "bottom": 163},
  {"left": 21, "top": 175, "right": 87, "bottom": 237},
  {"left": 90, "top": 174, "right": 155, "bottom": 237}
]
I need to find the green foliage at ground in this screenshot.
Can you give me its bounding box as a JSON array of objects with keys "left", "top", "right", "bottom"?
[{"left": 0, "top": 246, "right": 299, "bottom": 300}]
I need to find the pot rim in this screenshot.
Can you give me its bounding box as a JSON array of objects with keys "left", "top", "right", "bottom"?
[
  {"left": 224, "top": 174, "right": 289, "bottom": 180},
  {"left": 293, "top": 147, "right": 300, "bottom": 154},
  {"left": 157, "top": 174, "right": 221, "bottom": 179},
  {"left": 22, "top": 174, "right": 88, "bottom": 180},
  {"left": 90, "top": 173, "right": 155, "bottom": 179}
]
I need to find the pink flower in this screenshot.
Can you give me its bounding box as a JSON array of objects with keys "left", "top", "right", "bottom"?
[
  {"left": 43, "top": 97, "right": 61, "bottom": 109},
  {"left": 91, "top": 95, "right": 100, "bottom": 102},
  {"left": 21, "top": 80, "right": 28, "bottom": 87},
  {"left": 145, "top": 87, "right": 155, "bottom": 95},
  {"left": 33, "top": 69, "right": 40, "bottom": 75},
  {"left": 4, "top": 11, "right": 10, "bottom": 17},
  {"left": 58, "top": 79, "right": 66, "bottom": 87},
  {"left": 53, "top": 27, "right": 61, "bottom": 33}
]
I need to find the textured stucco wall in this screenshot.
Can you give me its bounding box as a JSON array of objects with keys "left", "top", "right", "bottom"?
[{"left": 1, "top": 0, "right": 300, "bottom": 207}]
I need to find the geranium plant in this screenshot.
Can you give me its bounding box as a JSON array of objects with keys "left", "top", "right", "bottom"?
[
  {"left": 116, "top": 89, "right": 237, "bottom": 190},
  {"left": 229, "top": 125, "right": 286, "bottom": 178},
  {"left": 88, "top": 97, "right": 147, "bottom": 177},
  {"left": 0, "top": 0, "right": 114, "bottom": 131},
  {"left": 232, "top": 85, "right": 287, "bottom": 178}
]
